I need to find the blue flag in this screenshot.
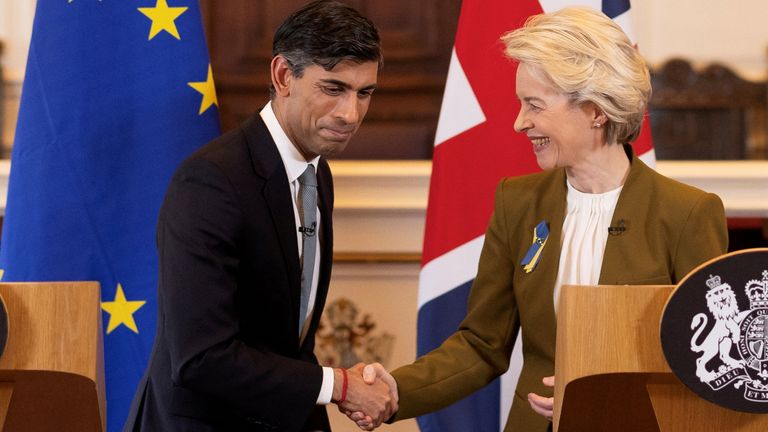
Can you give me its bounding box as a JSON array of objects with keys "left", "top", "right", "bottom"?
[{"left": 0, "top": 1, "right": 220, "bottom": 430}]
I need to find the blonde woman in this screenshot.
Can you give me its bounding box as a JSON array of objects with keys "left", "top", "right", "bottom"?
[{"left": 350, "top": 6, "right": 728, "bottom": 432}]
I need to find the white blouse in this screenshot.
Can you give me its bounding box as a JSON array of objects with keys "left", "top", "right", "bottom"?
[{"left": 553, "top": 180, "right": 623, "bottom": 312}]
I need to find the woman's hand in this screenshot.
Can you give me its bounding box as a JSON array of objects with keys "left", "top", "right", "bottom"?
[{"left": 527, "top": 376, "right": 554, "bottom": 421}]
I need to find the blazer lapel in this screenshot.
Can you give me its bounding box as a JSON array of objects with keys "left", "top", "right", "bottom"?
[
  {"left": 243, "top": 114, "right": 302, "bottom": 329},
  {"left": 599, "top": 148, "right": 646, "bottom": 283},
  {"left": 314, "top": 160, "right": 333, "bottom": 309},
  {"left": 512, "top": 169, "right": 567, "bottom": 336},
  {"left": 532, "top": 171, "right": 567, "bottom": 320}
]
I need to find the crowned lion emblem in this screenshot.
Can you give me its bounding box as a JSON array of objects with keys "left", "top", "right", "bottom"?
[
  {"left": 689, "top": 273, "right": 768, "bottom": 400},
  {"left": 690, "top": 275, "right": 746, "bottom": 382}
]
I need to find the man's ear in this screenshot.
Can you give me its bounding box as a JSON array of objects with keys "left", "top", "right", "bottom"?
[{"left": 271, "top": 55, "right": 293, "bottom": 97}]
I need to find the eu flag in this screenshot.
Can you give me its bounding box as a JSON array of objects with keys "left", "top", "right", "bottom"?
[{"left": 0, "top": 1, "right": 220, "bottom": 430}]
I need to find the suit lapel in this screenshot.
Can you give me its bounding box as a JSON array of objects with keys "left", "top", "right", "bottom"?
[
  {"left": 599, "top": 148, "right": 646, "bottom": 283},
  {"left": 314, "top": 161, "right": 333, "bottom": 309},
  {"left": 242, "top": 115, "right": 303, "bottom": 330},
  {"left": 531, "top": 171, "right": 567, "bottom": 322},
  {"left": 243, "top": 114, "right": 336, "bottom": 349}
]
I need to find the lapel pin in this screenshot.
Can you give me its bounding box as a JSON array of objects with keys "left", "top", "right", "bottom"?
[
  {"left": 521, "top": 220, "right": 549, "bottom": 274},
  {"left": 608, "top": 219, "right": 626, "bottom": 236}
]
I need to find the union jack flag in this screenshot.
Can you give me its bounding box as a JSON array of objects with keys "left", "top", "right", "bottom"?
[{"left": 416, "top": 1, "right": 653, "bottom": 430}]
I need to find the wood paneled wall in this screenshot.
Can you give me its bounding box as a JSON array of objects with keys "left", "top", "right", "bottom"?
[
  {"left": 200, "top": 0, "right": 461, "bottom": 159},
  {"left": 649, "top": 59, "right": 768, "bottom": 160},
  {"left": 200, "top": 3, "right": 768, "bottom": 161}
]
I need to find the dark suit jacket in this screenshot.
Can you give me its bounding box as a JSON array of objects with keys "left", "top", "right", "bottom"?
[
  {"left": 391, "top": 149, "right": 728, "bottom": 432},
  {"left": 124, "top": 113, "right": 334, "bottom": 432}
]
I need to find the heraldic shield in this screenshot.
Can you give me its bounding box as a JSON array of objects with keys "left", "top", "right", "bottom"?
[{"left": 662, "top": 248, "right": 768, "bottom": 413}]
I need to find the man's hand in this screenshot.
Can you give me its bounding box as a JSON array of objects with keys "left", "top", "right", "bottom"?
[
  {"left": 333, "top": 363, "right": 398, "bottom": 430},
  {"left": 527, "top": 375, "right": 554, "bottom": 421},
  {"left": 344, "top": 363, "right": 399, "bottom": 430}
]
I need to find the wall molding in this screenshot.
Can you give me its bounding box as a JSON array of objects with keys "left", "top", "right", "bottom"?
[
  {"left": 328, "top": 159, "right": 768, "bottom": 257},
  {"left": 1, "top": 159, "right": 767, "bottom": 256}
]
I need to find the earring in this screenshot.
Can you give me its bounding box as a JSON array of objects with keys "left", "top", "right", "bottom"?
[{"left": 593, "top": 122, "right": 602, "bottom": 128}]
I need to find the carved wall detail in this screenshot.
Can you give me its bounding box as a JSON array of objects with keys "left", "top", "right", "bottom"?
[
  {"left": 649, "top": 59, "right": 767, "bottom": 160},
  {"left": 315, "top": 297, "right": 395, "bottom": 369}
]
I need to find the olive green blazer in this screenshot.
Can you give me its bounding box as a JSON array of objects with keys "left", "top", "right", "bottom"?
[{"left": 391, "top": 152, "right": 728, "bottom": 431}]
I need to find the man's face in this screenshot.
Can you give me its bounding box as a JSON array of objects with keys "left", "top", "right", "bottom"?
[{"left": 275, "top": 59, "right": 378, "bottom": 160}]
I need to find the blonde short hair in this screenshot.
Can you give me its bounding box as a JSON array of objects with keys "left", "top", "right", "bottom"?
[{"left": 501, "top": 7, "right": 651, "bottom": 144}]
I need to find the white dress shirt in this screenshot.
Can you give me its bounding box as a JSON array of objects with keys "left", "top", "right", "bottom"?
[
  {"left": 553, "top": 180, "right": 622, "bottom": 312},
  {"left": 260, "top": 103, "right": 335, "bottom": 405}
]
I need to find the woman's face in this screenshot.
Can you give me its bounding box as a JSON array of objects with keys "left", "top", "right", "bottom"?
[{"left": 513, "top": 64, "right": 603, "bottom": 171}]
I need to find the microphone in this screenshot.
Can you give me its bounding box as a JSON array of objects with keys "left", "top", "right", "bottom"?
[
  {"left": 298, "top": 222, "right": 316, "bottom": 237},
  {"left": 608, "top": 219, "right": 626, "bottom": 236}
]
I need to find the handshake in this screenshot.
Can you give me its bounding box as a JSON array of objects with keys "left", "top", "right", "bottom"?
[{"left": 332, "top": 363, "right": 398, "bottom": 431}]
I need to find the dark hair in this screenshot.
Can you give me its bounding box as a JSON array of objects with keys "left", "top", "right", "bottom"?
[{"left": 270, "top": 1, "right": 382, "bottom": 96}]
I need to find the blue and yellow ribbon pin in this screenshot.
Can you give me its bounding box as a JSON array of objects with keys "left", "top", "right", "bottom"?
[{"left": 520, "top": 220, "right": 549, "bottom": 273}]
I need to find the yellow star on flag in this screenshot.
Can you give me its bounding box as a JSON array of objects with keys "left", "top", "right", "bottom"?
[
  {"left": 188, "top": 64, "right": 219, "bottom": 115},
  {"left": 138, "top": 0, "right": 188, "bottom": 41},
  {"left": 101, "top": 283, "right": 146, "bottom": 334}
]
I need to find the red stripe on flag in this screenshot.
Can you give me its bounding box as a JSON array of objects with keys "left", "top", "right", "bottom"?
[
  {"left": 423, "top": 1, "right": 655, "bottom": 266},
  {"left": 422, "top": 116, "right": 538, "bottom": 266},
  {"left": 454, "top": 1, "right": 542, "bottom": 115},
  {"left": 422, "top": 0, "right": 543, "bottom": 266},
  {"left": 632, "top": 114, "right": 654, "bottom": 156}
]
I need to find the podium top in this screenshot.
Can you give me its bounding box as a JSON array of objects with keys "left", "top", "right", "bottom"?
[{"left": 0, "top": 282, "right": 102, "bottom": 381}]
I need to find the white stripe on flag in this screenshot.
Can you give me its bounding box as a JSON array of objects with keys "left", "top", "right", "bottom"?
[
  {"left": 419, "top": 233, "right": 525, "bottom": 430},
  {"left": 538, "top": 1, "right": 637, "bottom": 43},
  {"left": 638, "top": 147, "right": 656, "bottom": 168},
  {"left": 500, "top": 335, "right": 524, "bottom": 429},
  {"left": 538, "top": 0, "right": 601, "bottom": 14},
  {"left": 611, "top": 10, "right": 636, "bottom": 43},
  {"left": 417, "top": 235, "right": 486, "bottom": 309},
  {"left": 434, "top": 48, "right": 487, "bottom": 147}
]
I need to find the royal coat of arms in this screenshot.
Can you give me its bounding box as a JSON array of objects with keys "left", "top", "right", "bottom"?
[
  {"left": 689, "top": 272, "right": 768, "bottom": 402},
  {"left": 661, "top": 248, "right": 768, "bottom": 413}
]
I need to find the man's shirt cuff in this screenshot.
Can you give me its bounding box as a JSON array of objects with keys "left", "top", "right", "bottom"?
[{"left": 316, "top": 366, "right": 334, "bottom": 404}]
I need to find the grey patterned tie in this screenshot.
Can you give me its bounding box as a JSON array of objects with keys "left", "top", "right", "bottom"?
[{"left": 298, "top": 164, "right": 317, "bottom": 337}]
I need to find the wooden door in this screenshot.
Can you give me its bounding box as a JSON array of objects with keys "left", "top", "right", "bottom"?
[{"left": 200, "top": 0, "right": 461, "bottom": 159}]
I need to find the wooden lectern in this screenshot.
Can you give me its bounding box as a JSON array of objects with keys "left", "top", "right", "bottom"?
[
  {"left": 554, "top": 284, "right": 767, "bottom": 432},
  {"left": 0, "top": 282, "right": 105, "bottom": 432}
]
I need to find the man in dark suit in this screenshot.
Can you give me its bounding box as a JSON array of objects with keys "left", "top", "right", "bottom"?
[{"left": 123, "top": 2, "right": 396, "bottom": 431}]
